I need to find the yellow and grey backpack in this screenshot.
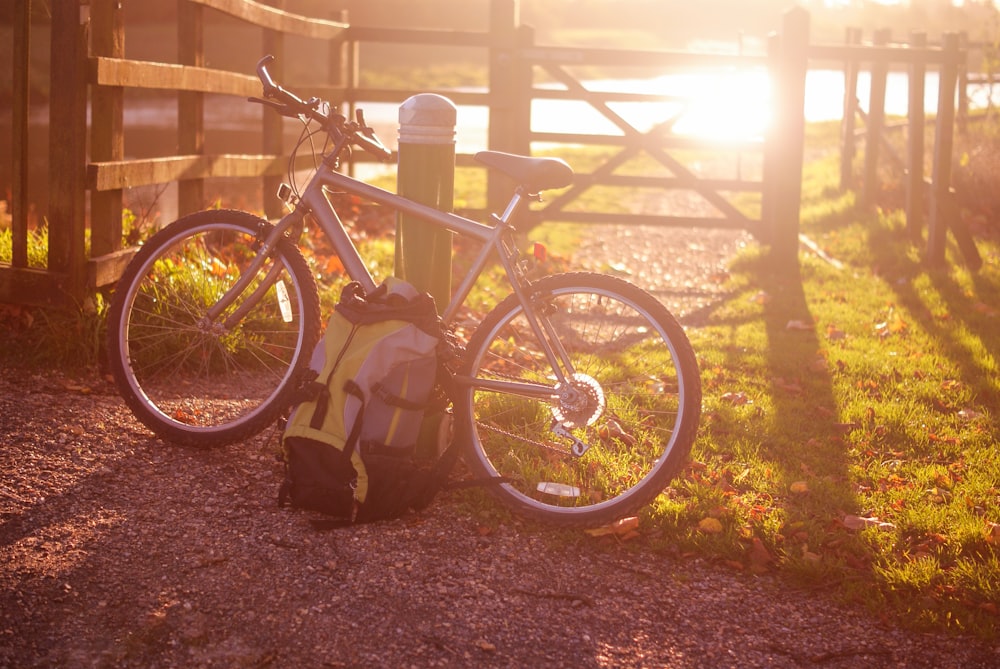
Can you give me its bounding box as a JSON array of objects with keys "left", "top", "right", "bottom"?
[{"left": 278, "top": 278, "right": 453, "bottom": 524}]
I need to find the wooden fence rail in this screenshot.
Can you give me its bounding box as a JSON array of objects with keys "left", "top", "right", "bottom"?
[
  {"left": 1, "top": 1, "right": 976, "bottom": 308},
  {"left": 830, "top": 28, "right": 981, "bottom": 269}
]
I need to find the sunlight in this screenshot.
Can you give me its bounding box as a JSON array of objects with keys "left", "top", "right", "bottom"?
[{"left": 665, "top": 70, "right": 772, "bottom": 142}]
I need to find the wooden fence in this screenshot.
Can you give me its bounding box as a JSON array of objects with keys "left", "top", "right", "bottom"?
[
  {"left": 1, "top": 1, "right": 975, "bottom": 308},
  {"left": 829, "top": 27, "right": 980, "bottom": 269}
]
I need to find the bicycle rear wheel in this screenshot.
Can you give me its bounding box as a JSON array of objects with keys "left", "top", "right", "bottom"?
[
  {"left": 458, "top": 272, "right": 701, "bottom": 526},
  {"left": 107, "top": 209, "right": 322, "bottom": 447}
]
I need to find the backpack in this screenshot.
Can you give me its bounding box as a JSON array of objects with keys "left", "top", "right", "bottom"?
[{"left": 278, "top": 277, "right": 455, "bottom": 525}]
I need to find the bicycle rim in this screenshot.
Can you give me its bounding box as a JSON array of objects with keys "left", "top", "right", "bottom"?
[
  {"left": 110, "top": 213, "right": 318, "bottom": 445},
  {"left": 461, "top": 273, "right": 700, "bottom": 526}
]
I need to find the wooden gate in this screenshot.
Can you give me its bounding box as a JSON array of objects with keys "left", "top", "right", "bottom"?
[{"left": 12, "top": 3, "right": 975, "bottom": 309}]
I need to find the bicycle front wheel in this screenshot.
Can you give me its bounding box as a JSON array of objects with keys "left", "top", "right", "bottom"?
[
  {"left": 107, "top": 209, "right": 322, "bottom": 447},
  {"left": 459, "top": 272, "right": 701, "bottom": 526}
]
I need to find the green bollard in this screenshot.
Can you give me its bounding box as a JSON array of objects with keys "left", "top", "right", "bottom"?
[{"left": 395, "top": 94, "right": 457, "bottom": 313}]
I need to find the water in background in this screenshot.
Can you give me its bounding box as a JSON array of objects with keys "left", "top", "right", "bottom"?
[{"left": 352, "top": 67, "right": 991, "bottom": 154}]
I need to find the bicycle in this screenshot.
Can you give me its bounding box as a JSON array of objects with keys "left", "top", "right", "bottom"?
[{"left": 106, "top": 55, "right": 702, "bottom": 526}]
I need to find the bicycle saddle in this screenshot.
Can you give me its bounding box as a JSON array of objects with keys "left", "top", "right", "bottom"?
[{"left": 474, "top": 151, "right": 574, "bottom": 192}]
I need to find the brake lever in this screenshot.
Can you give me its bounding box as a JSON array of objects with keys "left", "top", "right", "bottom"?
[{"left": 247, "top": 96, "right": 289, "bottom": 115}]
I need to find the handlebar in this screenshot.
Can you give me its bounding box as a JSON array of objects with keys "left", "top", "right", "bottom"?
[{"left": 251, "top": 55, "right": 394, "bottom": 163}]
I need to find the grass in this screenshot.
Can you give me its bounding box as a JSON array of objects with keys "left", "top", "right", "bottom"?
[
  {"left": 3, "top": 121, "right": 998, "bottom": 638},
  {"left": 643, "top": 152, "right": 1000, "bottom": 637},
  {"left": 375, "top": 135, "right": 1000, "bottom": 638}
]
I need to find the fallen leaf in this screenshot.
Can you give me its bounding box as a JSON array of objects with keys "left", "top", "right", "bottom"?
[
  {"left": 720, "top": 391, "right": 751, "bottom": 406},
  {"left": 475, "top": 639, "right": 497, "bottom": 653},
  {"left": 842, "top": 515, "right": 895, "bottom": 531},
  {"left": 698, "top": 517, "right": 724, "bottom": 534},
  {"left": 786, "top": 319, "right": 814, "bottom": 331},
  {"left": 585, "top": 516, "right": 640, "bottom": 538},
  {"left": 774, "top": 378, "right": 803, "bottom": 394},
  {"left": 750, "top": 291, "right": 771, "bottom": 305},
  {"left": 809, "top": 357, "right": 829, "bottom": 373},
  {"left": 834, "top": 422, "right": 860, "bottom": 434},
  {"left": 789, "top": 481, "right": 809, "bottom": 495},
  {"left": 826, "top": 325, "right": 847, "bottom": 341},
  {"left": 747, "top": 537, "right": 775, "bottom": 573},
  {"left": 986, "top": 522, "right": 1000, "bottom": 546},
  {"left": 973, "top": 302, "right": 998, "bottom": 317}
]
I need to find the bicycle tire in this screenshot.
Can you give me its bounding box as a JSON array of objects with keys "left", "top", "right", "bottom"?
[
  {"left": 457, "top": 272, "right": 701, "bottom": 526},
  {"left": 106, "top": 209, "right": 322, "bottom": 447}
]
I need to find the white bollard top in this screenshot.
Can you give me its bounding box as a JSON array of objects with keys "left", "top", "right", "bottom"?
[{"left": 398, "top": 94, "right": 457, "bottom": 145}]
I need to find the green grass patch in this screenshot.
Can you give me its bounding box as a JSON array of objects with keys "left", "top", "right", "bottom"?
[
  {"left": 4, "top": 116, "right": 998, "bottom": 639},
  {"left": 653, "top": 151, "right": 1000, "bottom": 638}
]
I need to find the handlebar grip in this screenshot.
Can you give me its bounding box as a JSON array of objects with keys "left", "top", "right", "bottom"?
[
  {"left": 255, "top": 55, "right": 279, "bottom": 96},
  {"left": 356, "top": 132, "right": 394, "bottom": 163}
]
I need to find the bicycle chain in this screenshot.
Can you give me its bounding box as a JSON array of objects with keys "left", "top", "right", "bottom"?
[
  {"left": 477, "top": 420, "right": 572, "bottom": 458},
  {"left": 448, "top": 326, "right": 585, "bottom": 459}
]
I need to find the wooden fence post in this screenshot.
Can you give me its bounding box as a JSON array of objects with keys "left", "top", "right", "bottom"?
[
  {"left": 862, "top": 28, "right": 890, "bottom": 207},
  {"left": 262, "top": 0, "right": 287, "bottom": 221},
  {"left": 329, "top": 9, "right": 358, "bottom": 174},
  {"left": 178, "top": 0, "right": 206, "bottom": 216},
  {"left": 765, "top": 7, "right": 809, "bottom": 271},
  {"left": 487, "top": 0, "right": 520, "bottom": 217},
  {"left": 48, "top": 0, "right": 88, "bottom": 302},
  {"left": 840, "top": 27, "right": 862, "bottom": 191},
  {"left": 957, "top": 32, "right": 969, "bottom": 133},
  {"left": 907, "top": 32, "right": 927, "bottom": 240},
  {"left": 928, "top": 33, "right": 960, "bottom": 266},
  {"left": 11, "top": 0, "right": 31, "bottom": 269},
  {"left": 514, "top": 23, "right": 534, "bottom": 157},
  {"left": 89, "top": 0, "right": 125, "bottom": 259}
]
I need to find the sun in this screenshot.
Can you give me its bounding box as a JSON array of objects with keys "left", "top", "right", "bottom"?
[{"left": 668, "top": 69, "right": 772, "bottom": 142}]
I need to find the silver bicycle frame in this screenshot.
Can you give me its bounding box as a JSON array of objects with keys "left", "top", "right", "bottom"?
[{"left": 210, "top": 160, "right": 575, "bottom": 399}]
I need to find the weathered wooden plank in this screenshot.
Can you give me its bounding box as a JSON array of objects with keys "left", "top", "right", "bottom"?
[
  {"left": 529, "top": 88, "right": 686, "bottom": 104},
  {"left": 522, "top": 45, "right": 768, "bottom": 70},
  {"left": 90, "top": 57, "right": 259, "bottom": 95},
  {"left": 809, "top": 43, "right": 965, "bottom": 66},
  {"left": 0, "top": 268, "right": 75, "bottom": 308},
  {"left": 90, "top": 0, "right": 125, "bottom": 258},
  {"left": 88, "top": 154, "right": 305, "bottom": 191},
  {"left": 862, "top": 29, "right": 891, "bottom": 207},
  {"left": 907, "top": 32, "right": 928, "bottom": 239},
  {"left": 178, "top": 1, "right": 206, "bottom": 217},
  {"left": 587, "top": 175, "right": 764, "bottom": 193},
  {"left": 335, "top": 87, "right": 487, "bottom": 107},
  {"left": 88, "top": 247, "right": 138, "bottom": 289},
  {"left": 47, "top": 1, "right": 88, "bottom": 303},
  {"left": 535, "top": 211, "right": 759, "bottom": 230},
  {"left": 530, "top": 131, "right": 762, "bottom": 152},
  {"left": 190, "top": 0, "right": 348, "bottom": 39},
  {"left": 11, "top": 0, "right": 31, "bottom": 269},
  {"left": 928, "top": 34, "right": 961, "bottom": 266},
  {"left": 347, "top": 26, "right": 488, "bottom": 48},
  {"left": 260, "top": 1, "right": 286, "bottom": 221},
  {"left": 765, "top": 7, "right": 809, "bottom": 269}
]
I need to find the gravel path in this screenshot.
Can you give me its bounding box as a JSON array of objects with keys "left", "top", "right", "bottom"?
[
  {"left": 574, "top": 225, "right": 752, "bottom": 322},
  {"left": 2, "top": 224, "right": 998, "bottom": 668}
]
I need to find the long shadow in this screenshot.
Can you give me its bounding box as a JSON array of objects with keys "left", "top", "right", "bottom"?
[
  {"left": 757, "top": 261, "right": 859, "bottom": 529},
  {"left": 0, "top": 383, "right": 289, "bottom": 666},
  {"left": 699, "top": 252, "right": 866, "bottom": 579},
  {"left": 878, "top": 243, "right": 999, "bottom": 400}
]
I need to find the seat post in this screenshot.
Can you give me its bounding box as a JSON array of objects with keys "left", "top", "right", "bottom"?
[{"left": 495, "top": 185, "right": 533, "bottom": 227}]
